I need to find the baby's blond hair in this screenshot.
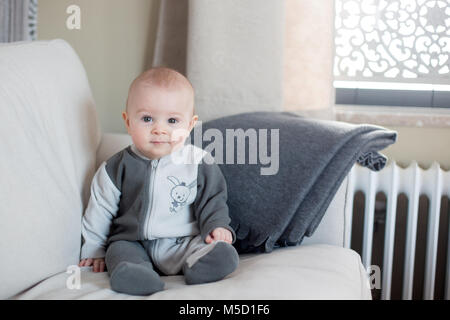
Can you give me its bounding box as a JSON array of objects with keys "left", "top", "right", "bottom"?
[{"left": 126, "top": 67, "right": 195, "bottom": 113}]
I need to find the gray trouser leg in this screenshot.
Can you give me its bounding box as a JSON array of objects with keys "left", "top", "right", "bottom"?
[
  {"left": 105, "top": 240, "right": 164, "bottom": 296},
  {"left": 183, "top": 241, "right": 239, "bottom": 285}
]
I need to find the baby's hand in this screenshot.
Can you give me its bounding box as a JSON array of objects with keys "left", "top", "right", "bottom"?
[
  {"left": 79, "top": 258, "right": 106, "bottom": 272},
  {"left": 205, "top": 227, "right": 233, "bottom": 244}
]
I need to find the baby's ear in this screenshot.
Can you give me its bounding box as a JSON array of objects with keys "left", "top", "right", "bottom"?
[
  {"left": 167, "top": 176, "right": 180, "bottom": 185},
  {"left": 122, "top": 111, "right": 131, "bottom": 130},
  {"left": 189, "top": 115, "right": 199, "bottom": 131}
]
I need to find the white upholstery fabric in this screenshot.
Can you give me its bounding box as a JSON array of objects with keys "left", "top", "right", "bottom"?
[
  {"left": 12, "top": 244, "right": 371, "bottom": 300},
  {"left": 0, "top": 40, "right": 101, "bottom": 299},
  {"left": 302, "top": 174, "right": 350, "bottom": 247},
  {"left": 95, "top": 133, "right": 132, "bottom": 169}
]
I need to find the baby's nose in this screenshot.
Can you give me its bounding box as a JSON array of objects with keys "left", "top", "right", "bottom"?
[{"left": 151, "top": 123, "right": 167, "bottom": 135}]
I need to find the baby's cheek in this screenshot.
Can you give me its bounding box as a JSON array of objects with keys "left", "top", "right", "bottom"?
[
  {"left": 132, "top": 129, "right": 148, "bottom": 144},
  {"left": 171, "top": 128, "right": 189, "bottom": 142}
]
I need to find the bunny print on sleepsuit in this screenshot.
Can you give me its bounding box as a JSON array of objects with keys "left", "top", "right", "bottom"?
[{"left": 167, "top": 176, "right": 196, "bottom": 213}]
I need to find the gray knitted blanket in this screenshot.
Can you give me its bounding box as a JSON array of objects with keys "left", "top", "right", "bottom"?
[{"left": 191, "top": 111, "right": 398, "bottom": 253}]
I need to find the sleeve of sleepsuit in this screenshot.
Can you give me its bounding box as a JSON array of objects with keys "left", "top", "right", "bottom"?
[
  {"left": 80, "top": 162, "right": 121, "bottom": 259},
  {"left": 193, "top": 153, "right": 236, "bottom": 244}
]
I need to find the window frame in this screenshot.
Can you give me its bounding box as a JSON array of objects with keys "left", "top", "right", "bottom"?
[{"left": 335, "top": 87, "right": 450, "bottom": 108}]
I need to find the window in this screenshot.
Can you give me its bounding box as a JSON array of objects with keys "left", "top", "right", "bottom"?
[{"left": 334, "top": 0, "right": 450, "bottom": 108}]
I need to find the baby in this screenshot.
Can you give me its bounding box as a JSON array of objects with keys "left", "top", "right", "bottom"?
[{"left": 78, "top": 67, "right": 239, "bottom": 296}]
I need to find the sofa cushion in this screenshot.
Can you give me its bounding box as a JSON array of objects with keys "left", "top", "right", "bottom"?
[
  {"left": 11, "top": 244, "right": 372, "bottom": 300},
  {"left": 0, "top": 40, "right": 101, "bottom": 299}
]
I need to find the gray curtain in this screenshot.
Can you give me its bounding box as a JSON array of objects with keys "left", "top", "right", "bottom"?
[
  {"left": 152, "top": 0, "right": 285, "bottom": 122},
  {"left": 0, "top": 0, "right": 38, "bottom": 43}
]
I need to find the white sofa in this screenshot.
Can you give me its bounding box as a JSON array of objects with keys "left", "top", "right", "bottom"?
[{"left": 0, "top": 40, "right": 371, "bottom": 300}]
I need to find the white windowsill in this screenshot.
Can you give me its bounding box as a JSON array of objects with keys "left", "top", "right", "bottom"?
[{"left": 334, "top": 105, "right": 450, "bottom": 128}]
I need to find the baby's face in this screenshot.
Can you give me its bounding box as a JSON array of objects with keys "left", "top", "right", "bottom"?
[{"left": 123, "top": 84, "right": 197, "bottom": 160}]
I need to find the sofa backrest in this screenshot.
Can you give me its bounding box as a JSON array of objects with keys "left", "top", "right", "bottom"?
[{"left": 0, "top": 40, "right": 100, "bottom": 299}]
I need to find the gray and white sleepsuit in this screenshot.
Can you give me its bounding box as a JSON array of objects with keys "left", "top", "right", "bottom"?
[{"left": 80, "top": 143, "right": 239, "bottom": 295}]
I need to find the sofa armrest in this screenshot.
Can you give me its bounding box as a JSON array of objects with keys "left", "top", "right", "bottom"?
[
  {"left": 95, "top": 133, "right": 132, "bottom": 169},
  {"left": 301, "top": 171, "right": 352, "bottom": 248}
]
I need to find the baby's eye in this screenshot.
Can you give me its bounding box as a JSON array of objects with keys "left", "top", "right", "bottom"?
[
  {"left": 168, "top": 118, "right": 178, "bottom": 124},
  {"left": 142, "top": 116, "right": 153, "bottom": 123}
]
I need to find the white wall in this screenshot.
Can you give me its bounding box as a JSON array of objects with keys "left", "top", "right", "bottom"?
[
  {"left": 378, "top": 126, "right": 450, "bottom": 170},
  {"left": 38, "top": 0, "right": 160, "bottom": 134}
]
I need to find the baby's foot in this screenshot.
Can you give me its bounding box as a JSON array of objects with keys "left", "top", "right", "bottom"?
[
  {"left": 110, "top": 261, "right": 164, "bottom": 296},
  {"left": 183, "top": 241, "right": 239, "bottom": 285}
]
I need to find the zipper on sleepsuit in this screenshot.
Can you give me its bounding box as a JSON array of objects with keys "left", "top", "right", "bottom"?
[{"left": 143, "top": 159, "right": 159, "bottom": 240}]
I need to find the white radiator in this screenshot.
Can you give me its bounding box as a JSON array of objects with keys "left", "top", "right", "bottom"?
[{"left": 344, "top": 161, "right": 450, "bottom": 300}]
